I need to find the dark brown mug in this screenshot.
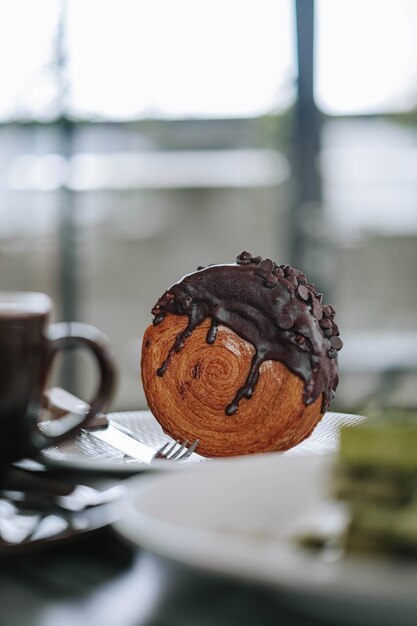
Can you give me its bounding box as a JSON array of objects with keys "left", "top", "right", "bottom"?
[{"left": 0, "top": 292, "right": 116, "bottom": 469}]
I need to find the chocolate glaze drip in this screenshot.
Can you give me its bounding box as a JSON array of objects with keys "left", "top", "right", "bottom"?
[{"left": 151, "top": 251, "right": 342, "bottom": 415}]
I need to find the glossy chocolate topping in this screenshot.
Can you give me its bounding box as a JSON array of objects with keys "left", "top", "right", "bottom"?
[{"left": 151, "top": 251, "right": 342, "bottom": 415}]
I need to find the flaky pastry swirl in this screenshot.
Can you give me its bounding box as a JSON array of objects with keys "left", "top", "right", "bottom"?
[{"left": 142, "top": 315, "right": 324, "bottom": 457}]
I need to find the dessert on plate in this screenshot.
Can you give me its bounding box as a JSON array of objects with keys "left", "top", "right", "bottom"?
[{"left": 141, "top": 251, "right": 342, "bottom": 457}]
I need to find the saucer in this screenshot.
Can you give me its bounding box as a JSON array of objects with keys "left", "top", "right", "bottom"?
[{"left": 38, "top": 411, "right": 364, "bottom": 474}]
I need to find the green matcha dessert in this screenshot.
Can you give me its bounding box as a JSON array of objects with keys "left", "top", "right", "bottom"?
[{"left": 335, "top": 410, "right": 417, "bottom": 555}]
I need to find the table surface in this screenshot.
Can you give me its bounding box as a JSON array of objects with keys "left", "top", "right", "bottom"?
[
  {"left": 0, "top": 524, "right": 335, "bottom": 626},
  {"left": 0, "top": 467, "right": 410, "bottom": 626},
  {"left": 0, "top": 461, "right": 342, "bottom": 626}
]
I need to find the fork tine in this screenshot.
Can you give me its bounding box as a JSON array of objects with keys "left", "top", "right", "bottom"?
[
  {"left": 169, "top": 440, "right": 188, "bottom": 459},
  {"left": 155, "top": 441, "right": 172, "bottom": 458},
  {"left": 154, "top": 438, "right": 199, "bottom": 462},
  {"left": 161, "top": 440, "right": 180, "bottom": 459},
  {"left": 177, "top": 439, "right": 199, "bottom": 460}
]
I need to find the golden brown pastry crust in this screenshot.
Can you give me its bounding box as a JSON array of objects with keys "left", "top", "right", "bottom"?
[{"left": 141, "top": 314, "right": 324, "bottom": 457}]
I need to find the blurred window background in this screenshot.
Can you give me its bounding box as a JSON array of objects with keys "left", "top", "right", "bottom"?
[{"left": 0, "top": 0, "right": 416, "bottom": 411}]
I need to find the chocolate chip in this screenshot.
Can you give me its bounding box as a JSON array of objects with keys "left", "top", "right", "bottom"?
[
  {"left": 197, "top": 265, "right": 205, "bottom": 270},
  {"left": 265, "top": 275, "right": 278, "bottom": 288},
  {"left": 277, "top": 314, "right": 294, "bottom": 329},
  {"left": 323, "top": 328, "right": 332, "bottom": 338},
  {"left": 236, "top": 251, "right": 252, "bottom": 264},
  {"left": 297, "top": 276, "right": 307, "bottom": 285},
  {"left": 297, "top": 285, "right": 310, "bottom": 301},
  {"left": 305, "top": 285, "right": 316, "bottom": 299},
  {"left": 288, "top": 275, "right": 298, "bottom": 288},
  {"left": 316, "top": 293, "right": 323, "bottom": 302},
  {"left": 259, "top": 258, "right": 274, "bottom": 273},
  {"left": 330, "top": 336, "right": 343, "bottom": 350},
  {"left": 312, "top": 300, "right": 323, "bottom": 320},
  {"left": 323, "top": 305, "right": 331, "bottom": 317},
  {"left": 328, "top": 348, "right": 338, "bottom": 359},
  {"left": 330, "top": 321, "right": 339, "bottom": 335},
  {"left": 273, "top": 267, "right": 285, "bottom": 278},
  {"left": 283, "top": 264, "right": 290, "bottom": 276},
  {"left": 251, "top": 256, "right": 262, "bottom": 265},
  {"left": 319, "top": 318, "right": 332, "bottom": 329},
  {"left": 328, "top": 304, "right": 336, "bottom": 315}
]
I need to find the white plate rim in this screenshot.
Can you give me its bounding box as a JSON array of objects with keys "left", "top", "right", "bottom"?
[{"left": 114, "top": 452, "right": 417, "bottom": 606}]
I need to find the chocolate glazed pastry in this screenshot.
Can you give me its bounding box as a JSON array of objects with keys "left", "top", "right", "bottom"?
[{"left": 141, "top": 252, "right": 342, "bottom": 457}]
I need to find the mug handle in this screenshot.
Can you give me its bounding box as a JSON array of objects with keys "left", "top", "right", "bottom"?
[{"left": 29, "top": 322, "right": 117, "bottom": 452}]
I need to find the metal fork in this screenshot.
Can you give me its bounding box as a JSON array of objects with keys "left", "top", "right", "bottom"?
[
  {"left": 123, "top": 438, "right": 199, "bottom": 464},
  {"left": 155, "top": 439, "right": 199, "bottom": 461}
]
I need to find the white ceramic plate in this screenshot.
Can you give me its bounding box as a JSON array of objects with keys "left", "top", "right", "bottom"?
[
  {"left": 114, "top": 452, "right": 417, "bottom": 626},
  {"left": 39, "top": 411, "right": 363, "bottom": 474}
]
